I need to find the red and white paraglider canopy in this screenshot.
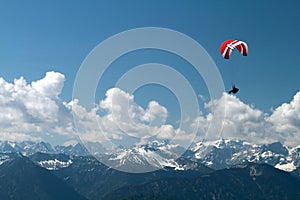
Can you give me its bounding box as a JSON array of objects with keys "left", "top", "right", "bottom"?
[{"left": 220, "top": 40, "right": 248, "bottom": 59}]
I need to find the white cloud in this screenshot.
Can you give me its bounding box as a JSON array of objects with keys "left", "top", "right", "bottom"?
[
  {"left": 0, "top": 71, "right": 300, "bottom": 147},
  {"left": 268, "top": 91, "right": 300, "bottom": 146},
  {"left": 205, "top": 93, "right": 268, "bottom": 141},
  {"left": 0, "top": 132, "right": 41, "bottom": 142},
  {"left": 193, "top": 92, "right": 300, "bottom": 146},
  {"left": 0, "top": 73, "right": 195, "bottom": 146},
  {"left": 156, "top": 124, "right": 176, "bottom": 139},
  {"left": 31, "top": 71, "right": 65, "bottom": 98},
  {"left": 72, "top": 88, "right": 190, "bottom": 147},
  {"left": 63, "top": 140, "right": 79, "bottom": 147},
  {"left": 142, "top": 101, "right": 168, "bottom": 126},
  {"left": 0, "top": 71, "right": 72, "bottom": 142}
]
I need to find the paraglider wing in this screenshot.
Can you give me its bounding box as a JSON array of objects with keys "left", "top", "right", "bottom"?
[{"left": 220, "top": 40, "right": 248, "bottom": 59}]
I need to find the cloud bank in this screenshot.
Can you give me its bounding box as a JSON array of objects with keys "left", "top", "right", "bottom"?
[
  {"left": 0, "top": 71, "right": 300, "bottom": 147},
  {"left": 0, "top": 72, "right": 73, "bottom": 143}
]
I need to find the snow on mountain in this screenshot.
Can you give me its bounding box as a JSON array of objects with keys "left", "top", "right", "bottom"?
[
  {"left": 0, "top": 141, "right": 55, "bottom": 156},
  {"left": 0, "top": 140, "right": 92, "bottom": 156},
  {"left": 0, "top": 152, "right": 23, "bottom": 165},
  {"left": 23, "top": 141, "right": 56, "bottom": 156},
  {"left": 30, "top": 152, "right": 75, "bottom": 170},
  {"left": 55, "top": 143, "right": 90, "bottom": 156},
  {"left": 0, "top": 139, "right": 300, "bottom": 172},
  {"left": 275, "top": 162, "right": 296, "bottom": 172},
  {"left": 37, "top": 159, "right": 73, "bottom": 170},
  {"left": 189, "top": 139, "right": 300, "bottom": 172},
  {"left": 98, "top": 140, "right": 192, "bottom": 172}
]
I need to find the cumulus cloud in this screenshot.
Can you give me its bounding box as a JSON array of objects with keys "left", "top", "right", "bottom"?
[
  {"left": 193, "top": 92, "right": 300, "bottom": 146},
  {"left": 1, "top": 71, "right": 300, "bottom": 147},
  {"left": 68, "top": 89, "right": 300, "bottom": 147},
  {"left": 0, "top": 132, "right": 41, "bottom": 142},
  {"left": 99, "top": 88, "right": 167, "bottom": 127},
  {"left": 72, "top": 88, "right": 189, "bottom": 148},
  {"left": 205, "top": 93, "right": 268, "bottom": 141},
  {"left": 0, "top": 71, "right": 73, "bottom": 142},
  {"left": 142, "top": 101, "right": 168, "bottom": 126},
  {"left": 268, "top": 91, "right": 300, "bottom": 146},
  {"left": 32, "top": 71, "right": 65, "bottom": 98}
]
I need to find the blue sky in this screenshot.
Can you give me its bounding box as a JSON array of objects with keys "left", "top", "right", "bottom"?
[
  {"left": 1, "top": 1, "right": 300, "bottom": 110},
  {"left": 1, "top": 1, "right": 300, "bottom": 146}
]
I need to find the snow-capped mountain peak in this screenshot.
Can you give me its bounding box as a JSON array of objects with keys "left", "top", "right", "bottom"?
[
  {"left": 0, "top": 139, "right": 300, "bottom": 173},
  {"left": 37, "top": 159, "right": 73, "bottom": 170},
  {"left": 189, "top": 139, "right": 300, "bottom": 172}
]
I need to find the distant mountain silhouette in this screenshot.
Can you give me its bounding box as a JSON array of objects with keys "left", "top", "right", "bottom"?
[
  {"left": 1, "top": 140, "right": 300, "bottom": 199},
  {"left": 50, "top": 155, "right": 211, "bottom": 199},
  {"left": 0, "top": 156, "right": 86, "bottom": 200},
  {"left": 292, "top": 166, "right": 300, "bottom": 179},
  {"left": 105, "top": 163, "right": 300, "bottom": 200},
  {"left": 1, "top": 139, "right": 300, "bottom": 173}
]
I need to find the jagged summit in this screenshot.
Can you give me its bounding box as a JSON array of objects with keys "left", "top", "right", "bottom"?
[{"left": 0, "top": 139, "right": 299, "bottom": 172}]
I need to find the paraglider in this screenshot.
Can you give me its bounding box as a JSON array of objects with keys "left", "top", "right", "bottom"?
[
  {"left": 220, "top": 39, "right": 248, "bottom": 94},
  {"left": 220, "top": 40, "right": 248, "bottom": 59},
  {"left": 228, "top": 85, "right": 239, "bottom": 94}
]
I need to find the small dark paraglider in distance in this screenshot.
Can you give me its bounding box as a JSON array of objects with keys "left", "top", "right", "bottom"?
[
  {"left": 228, "top": 85, "right": 239, "bottom": 94},
  {"left": 220, "top": 39, "right": 248, "bottom": 95}
]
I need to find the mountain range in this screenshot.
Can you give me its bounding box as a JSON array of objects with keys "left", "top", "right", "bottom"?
[
  {"left": 0, "top": 154, "right": 86, "bottom": 200},
  {"left": 1, "top": 139, "right": 299, "bottom": 172},
  {"left": 106, "top": 163, "right": 300, "bottom": 200},
  {"left": 0, "top": 139, "right": 300, "bottom": 199}
]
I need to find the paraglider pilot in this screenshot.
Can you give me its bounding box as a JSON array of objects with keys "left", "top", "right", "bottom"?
[{"left": 228, "top": 85, "right": 239, "bottom": 94}]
